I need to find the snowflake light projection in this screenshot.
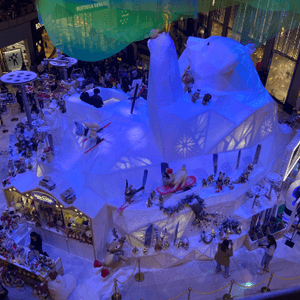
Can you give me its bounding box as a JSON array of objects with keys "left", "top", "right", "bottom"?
[
  {"left": 260, "top": 117, "right": 273, "bottom": 139},
  {"left": 111, "top": 156, "right": 151, "bottom": 171},
  {"left": 175, "top": 134, "right": 196, "bottom": 158},
  {"left": 191, "top": 113, "right": 209, "bottom": 149},
  {"left": 210, "top": 115, "right": 254, "bottom": 153}
]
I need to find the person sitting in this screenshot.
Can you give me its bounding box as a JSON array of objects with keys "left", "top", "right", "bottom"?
[
  {"left": 90, "top": 88, "right": 103, "bottom": 108},
  {"left": 80, "top": 87, "right": 91, "bottom": 104},
  {"left": 29, "top": 232, "right": 43, "bottom": 255}
]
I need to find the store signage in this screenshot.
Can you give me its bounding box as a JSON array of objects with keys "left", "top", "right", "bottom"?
[
  {"left": 3, "top": 49, "right": 23, "bottom": 72},
  {"left": 76, "top": 1, "right": 109, "bottom": 12},
  {"left": 31, "top": 191, "right": 56, "bottom": 205},
  {"left": 35, "top": 23, "right": 44, "bottom": 30}
]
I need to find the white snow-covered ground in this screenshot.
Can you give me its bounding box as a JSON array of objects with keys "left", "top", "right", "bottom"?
[{"left": 0, "top": 100, "right": 299, "bottom": 300}]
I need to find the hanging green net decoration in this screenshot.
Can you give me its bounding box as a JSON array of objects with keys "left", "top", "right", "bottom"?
[{"left": 35, "top": 0, "right": 300, "bottom": 61}]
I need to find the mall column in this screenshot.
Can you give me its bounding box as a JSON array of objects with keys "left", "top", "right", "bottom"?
[
  {"left": 284, "top": 51, "right": 300, "bottom": 114},
  {"left": 20, "top": 84, "right": 33, "bottom": 128},
  {"left": 0, "top": 71, "right": 37, "bottom": 129}
]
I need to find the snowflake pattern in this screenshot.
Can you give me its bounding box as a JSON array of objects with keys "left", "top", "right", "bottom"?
[
  {"left": 175, "top": 134, "right": 196, "bottom": 158},
  {"left": 260, "top": 117, "right": 273, "bottom": 139},
  {"left": 191, "top": 113, "right": 209, "bottom": 149},
  {"left": 111, "top": 156, "right": 151, "bottom": 171}
]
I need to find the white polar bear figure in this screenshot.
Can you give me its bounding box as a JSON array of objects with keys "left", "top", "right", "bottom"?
[
  {"left": 147, "top": 33, "right": 278, "bottom": 161},
  {"left": 173, "top": 164, "right": 189, "bottom": 190}
]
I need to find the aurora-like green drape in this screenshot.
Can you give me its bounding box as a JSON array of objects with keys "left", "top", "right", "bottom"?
[{"left": 35, "top": 0, "right": 300, "bottom": 61}]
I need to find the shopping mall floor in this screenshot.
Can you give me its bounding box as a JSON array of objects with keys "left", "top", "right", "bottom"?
[{"left": 1, "top": 109, "right": 300, "bottom": 300}]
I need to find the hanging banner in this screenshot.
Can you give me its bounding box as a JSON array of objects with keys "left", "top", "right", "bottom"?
[{"left": 3, "top": 49, "right": 23, "bottom": 72}]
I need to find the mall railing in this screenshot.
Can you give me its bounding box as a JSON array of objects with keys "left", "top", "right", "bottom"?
[
  {"left": 108, "top": 258, "right": 300, "bottom": 300},
  {"left": 240, "top": 285, "right": 300, "bottom": 300},
  {"left": 0, "top": 2, "right": 37, "bottom": 31}
]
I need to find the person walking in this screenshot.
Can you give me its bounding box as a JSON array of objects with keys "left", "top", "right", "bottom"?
[
  {"left": 122, "top": 74, "right": 130, "bottom": 93},
  {"left": 16, "top": 90, "right": 24, "bottom": 112},
  {"left": 35, "top": 93, "right": 44, "bottom": 109},
  {"left": 259, "top": 234, "right": 277, "bottom": 273},
  {"left": 93, "top": 64, "right": 99, "bottom": 78},
  {"left": 131, "top": 66, "right": 137, "bottom": 80},
  {"left": 100, "top": 75, "right": 105, "bottom": 87},
  {"left": 87, "top": 74, "right": 96, "bottom": 85},
  {"left": 214, "top": 239, "right": 233, "bottom": 278},
  {"left": 127, "top": 72, "right": 132, "bottom": 86},
  {"left": 104, "top": 70, "right": 112, "bottom": 88}
]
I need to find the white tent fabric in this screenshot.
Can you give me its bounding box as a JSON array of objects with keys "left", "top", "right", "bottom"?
[
  {"left": 147, "top": 34, "right": 278, "bottom": 160},
  {"left": 36, "top": 36, "right": 295, "bottom": 269}
]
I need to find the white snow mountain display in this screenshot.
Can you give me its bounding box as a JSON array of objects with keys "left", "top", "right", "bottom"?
[
  {"left": 34, "top": 33, "right": 297, "bottom": 299},
  {"left": 148, "top": 33, "right": 278, "bottom": 160}
]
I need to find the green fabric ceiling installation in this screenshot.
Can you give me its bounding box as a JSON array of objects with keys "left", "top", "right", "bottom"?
[{"left": 35, "top": 0, "right": 300, "bottom": 61}]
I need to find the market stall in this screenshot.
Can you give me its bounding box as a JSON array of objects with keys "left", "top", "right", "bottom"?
[
  {"left": 2, "top": 171, "right": 107, "bottom": 263},
  {"left": 0, "top": 218, "right": 63, "bottom": 299}
]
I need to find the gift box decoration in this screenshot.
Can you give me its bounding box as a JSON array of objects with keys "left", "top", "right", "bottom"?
[
  {"left": 46, "top": 181, "right": 56, "bottom": 191},
  {"left": 60, "top": 188, "right": 76, "bottom": 204},
  {"left": 39, "top": 176, "right": 52, "bottom": 187}
]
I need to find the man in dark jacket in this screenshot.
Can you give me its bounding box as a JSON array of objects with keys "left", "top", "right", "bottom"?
[
  {"left": 16, "top": 90, "right": 24, "bottom": 112},
  {"left": 80, "top": 88, "right": 91, "bottom": 104},
  {"left": 90, "top": 88, "right": 103, "bottom": 108},
  {"left": 29, "top": 232, "right": 43, "bottom": 254}
]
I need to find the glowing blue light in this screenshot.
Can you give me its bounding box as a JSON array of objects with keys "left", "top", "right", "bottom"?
[
  {"left": 292, "top": 186, "right": 300, "bottom": 200},
  {"left": 282, "top": 215, "right": 289, "bottom": 222},
  {"left": 244, "top": 282, "right": 254, "bottom": 287}
]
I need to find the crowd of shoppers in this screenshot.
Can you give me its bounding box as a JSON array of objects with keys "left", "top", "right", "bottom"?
[
  {"left": 75, "top": 55, "right": 149, "bottom": 93},
  {"left": 10, "top": 50, "right": 149, "bottom": 112}
]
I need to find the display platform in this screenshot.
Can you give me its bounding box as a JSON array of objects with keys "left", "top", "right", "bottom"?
[{"left": 3, "top": 34, "right": 300, "bottom": 300}]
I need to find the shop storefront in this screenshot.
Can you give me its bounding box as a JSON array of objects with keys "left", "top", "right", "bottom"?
[
  {"left": 0, "top": 20, "right": 35, "bottom": 76},
  {"left": 2, "top": 173, "right": 104, "bottom": 263},
  {"left": 30, "top": 18, "right": 56, "bottom": 62},
  {"left": 0, "top": 41, "right": 29, "bottom": 73},
  {"left": 265, "top": 26, "right": 300, "bottom": 104}
]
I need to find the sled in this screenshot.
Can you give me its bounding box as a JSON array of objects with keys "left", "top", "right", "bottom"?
[{"left": 156, "top": 175, "right": 197, "bottom": 195}]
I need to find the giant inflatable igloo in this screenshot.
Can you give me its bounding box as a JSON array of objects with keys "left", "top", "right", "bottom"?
[{"left": 147, "top": 33, "right": 278, "bottom": 161}]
